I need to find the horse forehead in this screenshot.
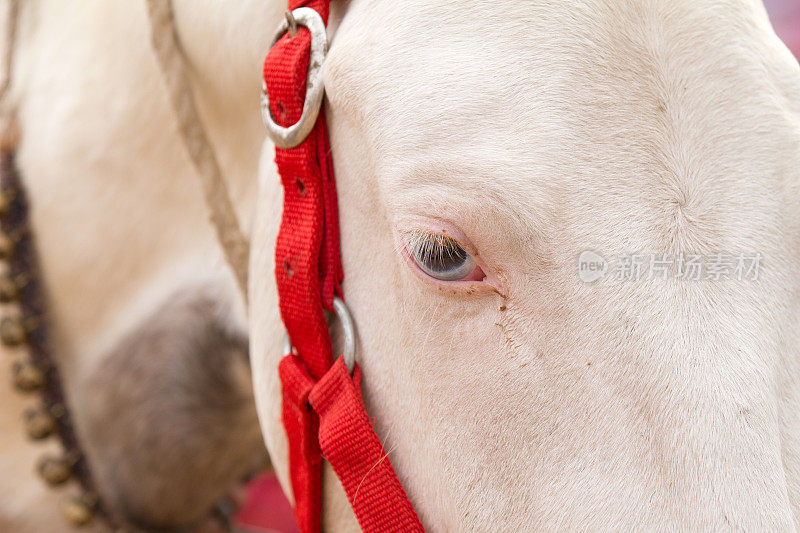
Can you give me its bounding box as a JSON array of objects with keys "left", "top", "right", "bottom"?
[
  {"left": 328, "top": 1, "right": 584, "bottom": 142},
  {"left": 325, "top": 0, "right": 787, "bottom": 223},
  {"left": 325, "top": 0, "right": 769, "bottom": 151}
]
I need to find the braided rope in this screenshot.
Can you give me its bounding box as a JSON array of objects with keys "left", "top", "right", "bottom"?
[{"left": 145, "top": 0, "right": 250, "bottom": 298}]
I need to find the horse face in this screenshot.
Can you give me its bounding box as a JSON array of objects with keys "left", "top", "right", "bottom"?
[{"left": 251, "top": 1, "right": 800, "bottom": 529}]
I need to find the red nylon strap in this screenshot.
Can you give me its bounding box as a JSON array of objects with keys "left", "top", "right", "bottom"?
[
  {"left": 311, "top": 359, "right": 424, "bottom": 532},
  {"left": 267, "top": 0, "right": 338, "bottom": 381},
  {"left": 264, "top": 1, "right": 424, "bottom": 531},
  {"left": 278, "top": 355, "right": 321, "bottom": 533}
]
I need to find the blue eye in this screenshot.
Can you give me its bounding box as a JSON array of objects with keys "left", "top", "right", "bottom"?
[{"left": 410, "top": 234, "right": 478, "bottom": 281}]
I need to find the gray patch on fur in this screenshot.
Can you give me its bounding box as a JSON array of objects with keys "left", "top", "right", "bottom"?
[{"left": 78, "top": 281, "right": 266, "bottom": 531}]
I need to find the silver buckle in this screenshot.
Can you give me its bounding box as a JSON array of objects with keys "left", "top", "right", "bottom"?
[
  {"left": 282, "top": 297, "right": 357, "bottom": 375},
  {"left": 261, "top": 7, "right": 328, "bottom": 149}
]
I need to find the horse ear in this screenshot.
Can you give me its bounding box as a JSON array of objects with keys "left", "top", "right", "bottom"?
[{"left": 75, "top": 279, "right": 265, "bottom": 530}]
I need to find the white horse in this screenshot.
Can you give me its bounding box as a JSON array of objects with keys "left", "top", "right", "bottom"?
[
  {"left": 0, "top": 1, "right": 274, "bottom": 530},
  {"left": 250, "top": 0, "right": 800, "bottom": 530}
]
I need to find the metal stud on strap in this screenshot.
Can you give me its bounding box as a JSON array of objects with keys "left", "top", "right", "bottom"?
[
  {"left": 261, "top": 7, "right": 328, "bottom": 149},
  {"left": 282, "top": 296, "right": 356, "bottom": 375}
]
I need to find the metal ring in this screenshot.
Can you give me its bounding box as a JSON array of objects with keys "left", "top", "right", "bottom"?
[
  {"left": 282, "top": 296, "right": 357, "bottom": 375},
  {"left": 261, "top": 7, "right": 328, "bottom": 149}
]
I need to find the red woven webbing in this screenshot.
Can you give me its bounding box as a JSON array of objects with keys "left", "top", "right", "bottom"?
[
  {"left": 264, "top": 1, "right": 424, "bottom": 531},
  {"left": 278, "top": 355, "right": 321, "bottom": 532},
  {"left": 310, "top": 359, "right": 424, "bottom": 532}
]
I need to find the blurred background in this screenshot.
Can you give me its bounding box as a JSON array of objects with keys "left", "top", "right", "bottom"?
[{"left": 765, "top": 0, "right": 800, "bottom": 58}]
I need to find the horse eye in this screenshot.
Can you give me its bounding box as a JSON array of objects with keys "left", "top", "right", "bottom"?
[{"left": 409, "top": 234, "right": 479, "bottom": 282}]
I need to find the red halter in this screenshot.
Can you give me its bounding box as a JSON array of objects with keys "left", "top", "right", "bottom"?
[{"left": 262, "top": 1, "right": 425, "bottom": 531}]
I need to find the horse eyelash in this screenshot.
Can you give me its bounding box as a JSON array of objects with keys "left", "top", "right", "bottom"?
[{"left": 404, "top": 231, "right": 466, "bottom": 264}]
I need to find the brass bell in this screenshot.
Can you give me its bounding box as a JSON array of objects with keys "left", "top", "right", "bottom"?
[
  {"left": 61, "top": 494, "right": 97, "bottom": 527},
  {"left": 0, "top": 113, "right": 20, "bottom": 152},
  {"left": 0, "top": 274, "right": 18, "bottom": 302},
  {"left": 0, "top": 233, "right": 14, "bottom": 260},
  {"left": 36, "top": 454, "right": 72, "bottom": 486},
  {"left": 0, "top": 315, "right": 27, "bottom": 346},
  {"left": 0, "top": 192, "right": 9, "bottom": 216},
  {"left": 12, "top": 359, "right": 45, "bottom": 393},
  {"left": 24, "top": 405, "right": 56, "bottom": 440}
]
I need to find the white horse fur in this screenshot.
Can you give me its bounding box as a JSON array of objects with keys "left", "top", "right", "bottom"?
[
  {"left": 2, "top": 0, "right": 800, "bottom": 531},
  {"left": 251, "top": 0, "right": 800, "bottom": 530}
]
